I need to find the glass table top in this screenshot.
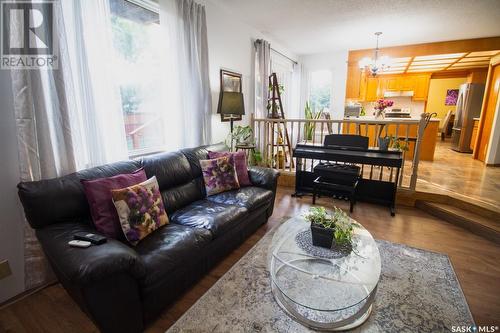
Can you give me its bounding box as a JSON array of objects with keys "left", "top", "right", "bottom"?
[{"left": 269, "top": 216, "right": 381, "bottom": 312}]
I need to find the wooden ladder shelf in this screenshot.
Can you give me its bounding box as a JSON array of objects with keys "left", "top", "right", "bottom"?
[{"left": 266, "top": 73, "right": 294, "bottom": 169}]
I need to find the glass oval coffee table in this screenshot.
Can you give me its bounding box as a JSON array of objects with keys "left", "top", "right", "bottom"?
[{"left": 268, "top": 216, "right": 381, "bottom": 331}]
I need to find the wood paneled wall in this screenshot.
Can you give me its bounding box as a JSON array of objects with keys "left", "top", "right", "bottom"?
[
  {"left": 346, "top": 37, "right": 500, "bottom": 100},
  {"left": 474, "top": 54, "right": 500, "bottom": 161}
]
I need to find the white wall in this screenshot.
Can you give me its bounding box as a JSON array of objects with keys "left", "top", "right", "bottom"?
[
  {"left": 299, "top": 50, "right": 348, "bottom": 119},
  {"left": 0, "top": 69, "right": 25, "bottom": 303},
  {"left": 201, "top": 0, "right": 297, "bottom": 144}
]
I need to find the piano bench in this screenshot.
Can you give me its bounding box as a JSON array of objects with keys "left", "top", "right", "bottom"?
[
  {"left": 313, "top": 163, "right": 361, "bottom": 181},
  {"left": 312, "top": 176, "right": 359, "bottom": 213}
]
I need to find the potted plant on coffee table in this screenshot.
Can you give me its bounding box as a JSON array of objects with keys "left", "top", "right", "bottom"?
[{"left": 304, "top": 206, "right": 358, "bottom": 249}]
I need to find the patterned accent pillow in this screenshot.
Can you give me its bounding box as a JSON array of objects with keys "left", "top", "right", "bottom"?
[
  {"left": 200, "top": 155, "right": 240, "bottom": 196},
  {"left": 81, "top": 168, "right": 147, "bottom": 240},
  {"left": 207, "top": 150, "right": 251, "bottom": 186},
  {"left": 111, "top": 176, "right": 169, "bottom": 245}
]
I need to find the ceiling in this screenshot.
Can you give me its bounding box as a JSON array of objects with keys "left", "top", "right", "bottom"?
[
  {"left": 213, "top": 0, "right": 500, "bottom": 55},
  {"left": 381, "top": 50, "right": 500, "bottom": 74}
]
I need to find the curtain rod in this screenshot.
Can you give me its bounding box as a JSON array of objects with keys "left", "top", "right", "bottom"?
[
  {"left": 271, "top": 48, "right": 298, "bottom": 65},
  {"left": 255, "top": 39, "right": 298, "bottom": 65}
]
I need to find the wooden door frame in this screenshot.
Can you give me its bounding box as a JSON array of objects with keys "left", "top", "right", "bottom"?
[{"left": 473, "top": 54, "right": 500, "bottom": 160}]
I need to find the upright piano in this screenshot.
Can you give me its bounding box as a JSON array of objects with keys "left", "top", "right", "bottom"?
[{"left": 293, "top": 144, "right": 403, "bottom": 215}]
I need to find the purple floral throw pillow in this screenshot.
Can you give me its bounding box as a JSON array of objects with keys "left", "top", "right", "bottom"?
[
  {"left": 207, "top": 150, "right": 251, "bottom": 186},
  {"left": 200, "top": 155, "right": 240, "bottom": 196},
  {"left": 111, "top": 176, "right": 169, "bottom": 245}
]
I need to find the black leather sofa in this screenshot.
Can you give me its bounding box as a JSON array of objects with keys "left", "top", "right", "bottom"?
[{"left": 17, "top": 143, "right": 279, "bottom": 333}]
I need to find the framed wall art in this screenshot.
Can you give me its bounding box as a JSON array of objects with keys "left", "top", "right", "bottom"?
[
  {"left": 445, "top": 89, "right": 459, "bottom": 106},
  {"left": 218, "top": 69, "right": 243, "bottom": 122}
]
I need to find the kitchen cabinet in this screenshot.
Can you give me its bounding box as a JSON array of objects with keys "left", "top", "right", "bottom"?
[
  {"left": 413, "top": 75, "right": 431, "bottom": 101},
  {"left": 365, "top": 77, "right": 381, "bottom": 101},
  {"left": 358, "top": 74, "right": 431, "bottom": 101},
  {"left": 470, "top": 118, "right": 480, "bottom": 151},
  {"left": 385, "top": 77, "right": 400, "bottom": 91},
  {"left": 400, "top": 76, "right": 416, "bottom": 90}
]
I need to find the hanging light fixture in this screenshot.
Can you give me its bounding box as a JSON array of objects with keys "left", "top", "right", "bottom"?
[{"left": 359, "top": 32, "right": 392, "bottom": 76}]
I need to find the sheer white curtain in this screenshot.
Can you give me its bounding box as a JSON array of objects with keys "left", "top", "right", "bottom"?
[
  {"left": 270, "top": 50, "right": 301, "bottom": 119},
  {"left": 299, "top": 64, "right": 310, "bottom": 119},
  {"left": 271, "top": 52, "right": 293, "bottom": 116},
  {"left": 254, "top": 39, "right": 271, "bottom": 119},
  {"left": 61, "top": 0, "right": 129, "bottom": 169},
  {"left": 291, "top": 63, "right": 302, "bottom": 119},
  {"left": 11, "top": 2, "right": 76, "bottom": 289},
  {"left": 12, "top": 0, "right": 129, "bottom": 290},
  {"left": 159, "top": 0, "right": 212, "bottom": 148}
]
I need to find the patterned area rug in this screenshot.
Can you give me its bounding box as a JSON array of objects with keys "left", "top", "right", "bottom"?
[{"left": 167, "top": 224, "right": 474, "bottom": 332}]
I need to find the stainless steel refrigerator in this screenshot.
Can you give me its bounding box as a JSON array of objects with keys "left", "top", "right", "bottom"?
[{"left": 451, "top": 83, "right": 485, "bottom": 153}]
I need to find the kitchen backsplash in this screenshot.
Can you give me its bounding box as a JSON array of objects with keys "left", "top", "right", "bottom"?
[{"left": 361, "top": 97, "right": 425, "bottom": 118}]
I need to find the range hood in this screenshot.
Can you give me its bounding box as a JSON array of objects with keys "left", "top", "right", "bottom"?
[{"left": 384, "top": 91, "right": 414, "bottom": 97}]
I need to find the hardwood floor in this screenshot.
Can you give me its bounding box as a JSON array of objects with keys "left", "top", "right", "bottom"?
[
  {"left": 412, "top": 140, "right": 500, "bottom": 212},
  {"left": 1, "top": 186, "right": 499, "bottom": 332}
]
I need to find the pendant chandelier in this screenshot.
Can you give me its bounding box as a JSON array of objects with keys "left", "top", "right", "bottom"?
[{"left": 358, "top": 32, "right": 392, "bottom": 76}]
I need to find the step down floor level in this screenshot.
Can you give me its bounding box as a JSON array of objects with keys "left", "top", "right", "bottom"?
[{"left": 415, "top": 200, "right": 500, "bottom": 244}]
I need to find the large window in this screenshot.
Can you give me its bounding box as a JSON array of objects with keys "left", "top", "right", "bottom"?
[
  {"left": 109, "top": 0, "right": 164, "bottom": 155},
  {"left": 309, "top": 70, "right": 332, "bottom": 114}
]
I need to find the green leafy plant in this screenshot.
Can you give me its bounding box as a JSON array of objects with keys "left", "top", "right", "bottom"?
[
  {"left": 252, "top": 149, "right": 263, "bottom": 164},
  {"left": 389, "top": 135, "right": 409, "bottom": 152},
  {"left": 266, "top": 103, "right": 280, "bottom": 118},
  {"left": 227, "top": 125, "right": 254, "bottom": 146},
  {"left": 304, "top": 101, "right": 323, "bottom": 141},
  {"left": 268, "top": 83, "right": 285, "bottom": 94},
  {"left": 266, "top": 83, "right": 285, "bottom": 118},
  {"left": 304, "top": 206, "right": 358, "bottom": 245},
  {"left": 378, "top": 135, "right": 410, "bottom": 152}
]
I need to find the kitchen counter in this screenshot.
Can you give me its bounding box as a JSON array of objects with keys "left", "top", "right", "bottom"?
[
  {"left": 344, "top": 116, "right": 441, "bottom": 123},
  {"left": 342, "top": 117, "right": 441, "bottom": 161}
]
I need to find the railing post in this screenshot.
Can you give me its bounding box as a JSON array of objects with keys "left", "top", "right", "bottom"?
[{"left": 409, "top": 113, "right": 426, "bottom": 191}]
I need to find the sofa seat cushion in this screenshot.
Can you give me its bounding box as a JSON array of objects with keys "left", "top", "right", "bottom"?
[
  {"left": 135, "top": 223, "right": 211, "bottom": 288},
  {"left": 206, "top": 186, "right": 273, "bottom": 211},
  {"left": 169, "top": 200, "right": 248, "bottom": 237}
]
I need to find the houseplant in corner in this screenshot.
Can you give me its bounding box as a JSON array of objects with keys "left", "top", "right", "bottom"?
[
  {"left": 304, "top": 101, "right": 323, "bottom": 141},
  {"left": 304, "top": 206, "right": 357, "bottom": 249}
]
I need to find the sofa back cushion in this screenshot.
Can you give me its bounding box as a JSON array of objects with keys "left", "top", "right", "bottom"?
[
  {"left": 18, "top": 143, "right": 228, "bottom": 229},
  {"left": 141, "top": 151, "right": 200, "bottom": 214},
  {"left": 18, "top": 160, "right": 141, "bottom": 229}
]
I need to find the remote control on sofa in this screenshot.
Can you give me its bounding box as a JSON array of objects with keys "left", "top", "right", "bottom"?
[{"left": 74, "top": 232, "right": 107, "bottom": 245}]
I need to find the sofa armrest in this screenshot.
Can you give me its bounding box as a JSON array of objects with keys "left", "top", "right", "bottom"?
[
  {"left": 36, "top": 222, "right": 146, "bottom": 285},
  {"left": 248, "top": 167, "right": 279, "bottom": 217},
  {"left": 248, "top": 166, "right": 280, "bottom": 191}
]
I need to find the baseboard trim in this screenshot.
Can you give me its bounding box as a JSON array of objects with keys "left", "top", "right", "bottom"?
[{"left": 0, "top": 280, "right": 57, "bottom": 310}]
